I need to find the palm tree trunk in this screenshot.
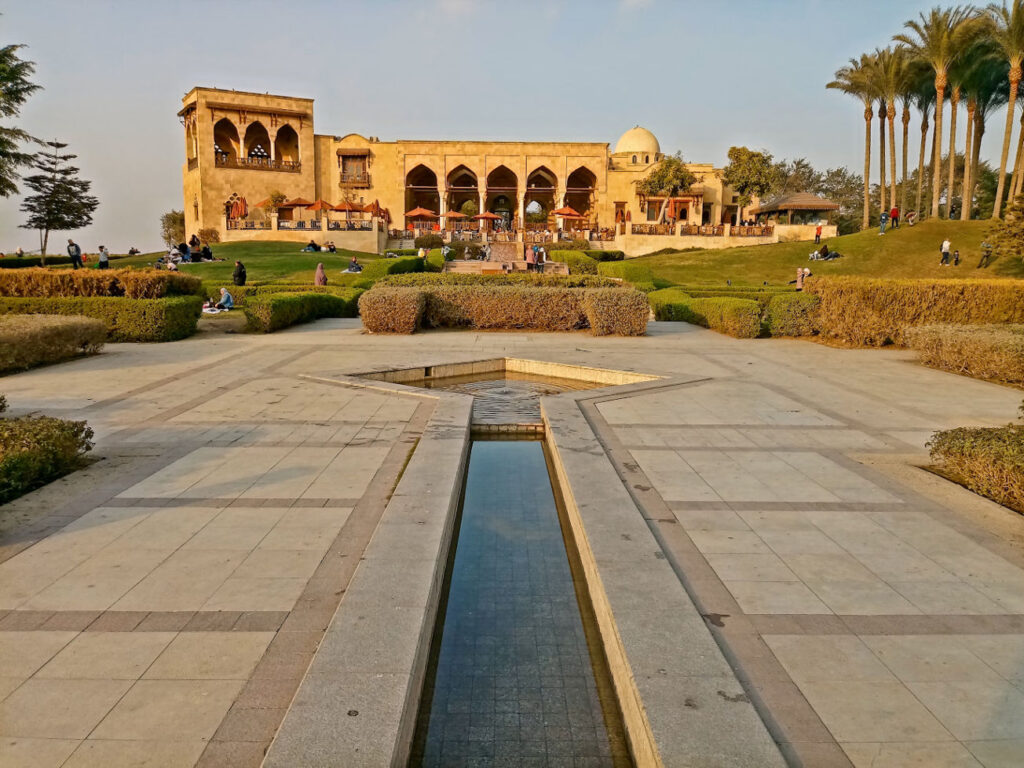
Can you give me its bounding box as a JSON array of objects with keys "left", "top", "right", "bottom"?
[
  {"left": 916, "top": 110, "right": 929, "bottom": 216},
  {"left": 962, "top": 100, "right": 975, "bottom": 220},
  {"left": 945, "top": 86, "right": 960, "bottom": 218},
  {"left": 993, "top": 62, "right": 1022, "bottom": 218},
  {"left": 1009, "top": 111, "right": 1024, "bottom": 202},
  {"left": 931, "top": 74, "right": 946, "bottom": 218},
  {"left": 1014, "top": 110, "right": 1024, "bottom": 199},
  {"left": 888, "top": 101, "right": 898, "bottom": 210},
  {"left": 971, "top": 111, "right": 985, "bottom": 213},
  {"left": 901, "top": 103, "right": 910, "bottom": 216},
  {"left": 863, "top": 107, "right": 873, "bottom": 230},
  {"left": 879, "top": 103, "right": 888, "bottom": 214}
]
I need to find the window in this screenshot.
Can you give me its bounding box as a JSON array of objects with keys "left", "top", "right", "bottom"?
[
  {"left": 632, "top": 155, "right": 637, "bottom": 164},
  {"left": 645, "top": 155, "right": 650, "bottom": 163},
  {"left": 647, "top": 202, "right": 660, "bottom": 221}
]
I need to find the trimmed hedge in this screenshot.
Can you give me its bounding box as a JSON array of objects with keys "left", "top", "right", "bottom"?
[
  {"left": 905, "top": 324, "right": 1024, "bottom": 384},
  {"left": 357, "top": 256, "right": 425, "bottom": 282},
  {"left": 584, "top": 250, "right": 624, "bottom": 261},
  {"left": 583, "top": 288, "right": 649, "bottom": 336},
  {"left": 649, "top": 289, "right": 761, "bottom": 338},
  {"left": 244, "top": 290, "right": 363, "bottom": 333},
  {"left": 379, "top": 272, "right": 619, "bottom": 288},
  {"left": 0, "top": 315, "right": 106, "bottom": 373},
  {"left": 0, "top": 296, "right": 203, "bottom": 342},
  {"left": 0, "top": 268, "right": 202, "bottom": 299},
  {"left": 597, "top": 261, "right": 654, "bottom": 285},
  {"left": 0, "top": 256, "right": 75, "bottom": 268},
  {"left": 805, "top": 277, "right": 1024, "bottom": 346},
  {"left": 766, "top": 293, "right": 821, "bottom": 337},
  {"left": 929, "top": 425, "right": 1024, "bottom": 514},
  {"left": 547, "top": 250, "right": 598, "bottom": 275},
  {"left": 0, "top": 408, "right": 94, "bottom": 505},
  {"left": 359, "top": 285, "right": 648, "bottom": 335},
  {"left": 359, "top": 287, "right": 425, "bottom": 333}
]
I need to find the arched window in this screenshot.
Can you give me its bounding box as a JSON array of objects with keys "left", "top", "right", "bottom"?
[
  {"left": 213, "top": 118, "right": 240, "bottom": 163},
  {"left": 274, "top": 124, "right": 299, "bottom": 165},
  {"left": 632, "top": 155, "right": 637, "bottom": 164},
  {"left": 243, "top": 122, "right": 272, "bottom": 163},
  {"left": 645, "top": 155, "right": 650, "bottom": 163}
]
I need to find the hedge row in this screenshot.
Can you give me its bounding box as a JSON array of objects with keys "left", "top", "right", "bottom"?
[
  {"left": 0, "top": 315, "right": 106, "bottom": 374},
  {"left": 0, "top": 255, "right": 75, "bottom": 268},
  {"left": 929, "top": 425, "right": 1024, "bottom": 514},
  {"left": 359, "top": 285, "right": 648, "bottom": 336},
  {"left": 0, "top": 296, "right": 203, "bottom": 342},
  {"left": 0, "top": 402, "right": 94, "bottom": 505},
  {"left": 805, "top": 277, "right": 1024, "bottom": 346},
  {"left": 597, "top": 261, "right": 654, "bottom": 285},
  {"left": 378, "top": 272, "right": 620, "bottom": 288},
  {"left": 357, "top": 256, "right": 425, "bottom": 282},
  {"left": 244, "top": 289, "right": 363, "bottom": 333},
  {"left": 765, "top": 293, "right": 821, "bottom": 337},
  {"left": 547, "top": 250, "right": 598, "bottom": 275},
  {"left": 649, "top": 289, "right": 761, "bottom": 338},
  {"left": 904, "top": 324, "right": 1024, "bottom": 385},
  {"left": 0, "top": 268, "right": 203, "bottom": 299}
]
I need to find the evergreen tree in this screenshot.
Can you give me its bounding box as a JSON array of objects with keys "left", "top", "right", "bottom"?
[
  {"left": 20, "top": 140, "right": 99, "bottom": 263},
  {"left": 0, "top": 41, "right": 41, "bottom": 197}
]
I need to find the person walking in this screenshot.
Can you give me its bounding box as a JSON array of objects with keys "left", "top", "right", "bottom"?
[
  {"left": 97, "top": 245, "right": 110, "bottom": 269},
  {"left": 314, "top": 262, "right": 327, "bottom": 286},
  {"left": 67, "top": 239, "right": 83, "bottom": 269},
  {"left": 814, "top": 224, "right": 822, "bottom": 245},
  {"left": 940, "top": 238, "right": 952, "bottom": 266},
  {"left": 232, "top": 260, "right": 247, "bottom": 286},
  {"left": 879, "top": 210, "right": 889, "bottom": 235},
  {"left": 890, "top": 205, "right": 900, "bottom": 229},
  {"left": 978, "top": 241, "right": 993, "bottom": 268},
  {"left": 953, "top": 249, "right": 960, "bottom": 266}
]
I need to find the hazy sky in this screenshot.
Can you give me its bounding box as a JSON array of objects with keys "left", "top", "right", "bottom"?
[{"left": 0, "top": 0, "right": 1008, "bottom": 252}]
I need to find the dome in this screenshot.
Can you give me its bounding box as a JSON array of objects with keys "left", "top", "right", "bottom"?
[{"left": 614, "top": 126, "right": 660, "bottom": 156}]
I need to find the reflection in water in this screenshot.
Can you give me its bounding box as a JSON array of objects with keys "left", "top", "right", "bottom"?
[{"left": 409, "top": 440, "right": 631, "bottom": 767}]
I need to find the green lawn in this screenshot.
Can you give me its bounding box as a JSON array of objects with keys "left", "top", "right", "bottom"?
[
  {"left": 635, "top": 220, "right": 1024, "bottom": 286},
  {"left": 109, "top": 241, "right": 381, "bottom": 285}
]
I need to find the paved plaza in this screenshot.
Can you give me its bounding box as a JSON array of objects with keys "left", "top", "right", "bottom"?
[{"left": 1, "top": 319, "right": 1023, "bottom": 767}]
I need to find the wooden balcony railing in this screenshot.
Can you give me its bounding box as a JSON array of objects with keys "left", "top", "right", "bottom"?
[
  {"left": 226, "top": 220, "right": 272, "bottom": 230},
  {"left": 215, "top": 154, "right": 301, "bottom": 173},
  {"left": 278, "top": 220, "right": 322, "bottom": 230},
  {"left": 631, "top": 223, "right": 675, "bottom": 236},
  {"left": 339, "top": 171, "right": 371, "bottom": 188},
  {"left": 732, "top": 225, "right": 774, "bottom": 237},
  {"left": 327, "top": 220, "right": 373, "bottom": 231}
]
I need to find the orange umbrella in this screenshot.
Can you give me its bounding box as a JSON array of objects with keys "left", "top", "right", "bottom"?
[
  {"left": 363, "top": 200, "right": 384, "bottom": 216},
  {"left": 552, "top": 206, "right": 581, "bottom": 217},
  {"left": 253, "top": 198, "right": 270, "bottom": 208},
  {"left": 280, "top": 197, "right": 314, "bottom": 207},
  {"left": 442, "top": 210, "right": 467, "bottom": 218},
  {"left": 333, "top": 201, "right": 364, "bottom": 212},
  {"left": 405, "top": 207, "right": 438, "bottom": 218},
  {"left": 306, "top": 199, "right": 334, "bottom": 211},
  {"left": 472, "top": 212, "right": 502, "bottom": 220}
]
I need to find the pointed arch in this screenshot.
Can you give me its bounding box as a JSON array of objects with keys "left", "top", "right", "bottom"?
[
  {"left": 405, "top": 164, "right": 440, "bottom": 215},
  {"left": 213, "top": 118, "right": 240, "bottom": 163},
  {"left": 406, "top": 164, "right": 438, "bottom": 188},
  {"left": 524, "top": 166, "right": 557, "bottom": 229},
  {"left": 526, "top": 165, "right": 556, "bottom": 189},
  {"left": 274, "top": 124, "right": 299, "bottom": 165},
  {"left": 243, "top": 121, "right": 271, "bottom": 162},
  {"left": 566, "top": 166, "right": 598, "bottom": 218},
  {"left": 447, "top": 164, "right": 477, "bottom": 188},
  {"left": 486, "top": 165, "right": 518, "bottom": 190}
]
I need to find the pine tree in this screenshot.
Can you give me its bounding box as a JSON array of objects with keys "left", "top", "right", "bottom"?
[
  {"left": 0, "top": 42, "right": 41, "bottom": 197},
  {"left": 19, "top": 140, "right": 99, "bottom": 264}
]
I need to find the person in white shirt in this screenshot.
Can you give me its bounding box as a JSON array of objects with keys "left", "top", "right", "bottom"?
[{"left": 940, "top": 239, "right": 952, "bottom": 265}]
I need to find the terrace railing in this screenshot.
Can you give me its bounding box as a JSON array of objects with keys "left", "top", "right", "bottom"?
[
  {"left": 327, "top": 220, "right": 373, "bottom": 231},
  {"left": 339, "top": 170, "right": 371, "bottom": 188},
  {"left": 226, "top": 220, "right": 272, "bottom": 230},
  {"left": 215, "top": 154, "right": 302, "bottom": 173},
  {"left": 732, "top": 225, "right": 774, "bottom": 237},
  {"left": 278, "top": 220, "right": 322, "bottom": 231}
]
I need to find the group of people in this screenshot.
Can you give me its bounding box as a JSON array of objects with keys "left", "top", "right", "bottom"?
[
  {"left": 302, "top": 240, "right": 338, "bottom": 253},
  {"left": 65, "top": 240, "right": 110, "bottom": 269},
  {"left": 879, "top": 207, "right": 918, "bottom": 234},
  {"left": 526, "top": 244, "right": 549, "bottom": 271},
  {"left": 161, "top": 234, "right": 218, "bottom": 268},
  {"left": 808, "top": 243, "right": 841, "bottom": 261}
]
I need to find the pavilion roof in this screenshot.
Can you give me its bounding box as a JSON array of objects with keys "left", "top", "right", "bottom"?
[{"left": 749, "top": 192, "right": 839, "bottom": 215}]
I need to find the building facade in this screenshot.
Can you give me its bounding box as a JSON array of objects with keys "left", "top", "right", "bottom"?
[{"left": 181, "top": 87, "right": 829, "bottom": 254}]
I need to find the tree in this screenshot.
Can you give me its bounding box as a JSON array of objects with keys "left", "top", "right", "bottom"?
[
  {"left": 896, "top": 6, "right": 980, "bottom": 218},
  {"left": 989, "top": 187, "right": 1024, "bottom": 263},
  {"left": 985, "top": 0, "right": 1024, "bottom": 217},
  {"left": 818, "top": 167, "right": 866, "bottom": 234},
  {"left": 828, "top": 53, "right": 878, "bottom": 229},
  {"left": 635, "top": 152, "right": 697, "bottom": 223},
  {"left": 872, "top": 47, "right": 911, "bottom": 211},
  {"left": 19, "top": 140, "right": 99, "bottom": 263},
  {"left": 770, "top": 157, "right": 824, "bottom": 196},
  {"left": 963, "top": 49, "right": 1009, "bottom": 217},
  {"left": 160, "top": 209, "right": 185, "bottom": 247},
  {"left": 0, "top": 42, "right": 41, "bottom": 197},
  {"left": 723, "top": 147, "right": 776, "bottom": 212}
]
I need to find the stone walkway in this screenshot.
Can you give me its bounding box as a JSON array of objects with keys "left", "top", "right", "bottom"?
[{"left": 0, "top": 320, "right": 1021, "bottom": 767}]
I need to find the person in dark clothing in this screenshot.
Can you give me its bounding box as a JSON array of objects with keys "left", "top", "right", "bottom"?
[
  {"left": 67, "top": 239, "right": 83, "bottom": 269},
  {"left": 189, "top": 234, "right": 201, "bottom": 262},
  {"left": 978, "top": 241, "right": 993, "bottom": 268},
  {"left": 232, "top": 260, "right": 247, "bottom": 286},
  {"left": 177, "top": 242, "right": 191, "bottom": 263},
  {"left": 201, "top": 244, "right": 213, "bottom": 260}
]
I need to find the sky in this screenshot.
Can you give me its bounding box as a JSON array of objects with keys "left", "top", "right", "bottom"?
[{"left": 0, "top": 0, "right": 1009, "bottom": 252}]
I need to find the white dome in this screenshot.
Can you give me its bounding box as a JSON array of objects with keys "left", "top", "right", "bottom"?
[{"left": 614, "top": 126, "right": 660, "bottom": 156}]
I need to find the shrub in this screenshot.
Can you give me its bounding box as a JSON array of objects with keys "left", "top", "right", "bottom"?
[
  {"left": 0, "top": 267, "right": 202, "bottom": 299},
  {"left": 359, "top": 287, "right": 425, "bottom": 333},
  {"left": 421, "top": 286, "right": 587, "bottom": 330},
  {"left": 0, "top": 315, "right": 106, "bottom": 373},
  {"left": 0, "top": 412, "right": 94, "bottom": 505},
  {"left": 582, "top": 289, "right": 649, "bottom": 336},
  {"left": 358, "top": 256, "right": 425, "bottom": 282},
  {"left": 0, "top": 296, "right": 203, "bottom": 342},
  {"left": 425, "top": 249, "right": 445, "bottom": 272},
  {"left": 547, "top": 250, "right": 598, "bottom": 275},
  {"left": 244, "top": 290, "right": 362, "bottom": 333},
  {"left": 766, "top": 293, "right": 821, "bottom": 337},
  {"left": 198, "top": 227, "right": 220, "bottom": 244},
  {"left": 929, "top": 426, "right": 1024, "bottom": 514},
  {"left": 564, "top": 238, "right": 590, "bottom": 251},
  {"left": 649, "top": 289, "right": 760, "bottom": 338},
  {"left": 805, "top": 277, "right": 1024, "bottom": 346},
  {"left": 414, "top": 233, "right": 444, "bottom": 249},
  {"left": 378, "top": 272, "right": 620, "bottom": 288},
  {"left": 584, "top": 249, "right": 625, "bottom": 262},
  {"left": 0, "top": 256, "right": 75, "bottom": 269},
  {"left": 904, "top": 325, "right": 1024, "bottom": 384},
  {"left": 598, "top": 261, "right": 654, "bottom": 286}
]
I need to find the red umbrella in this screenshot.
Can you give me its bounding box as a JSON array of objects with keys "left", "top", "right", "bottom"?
[
  {"left": 362, "top": 200, "right": 384, "bottom": 216},
  {"left": 306, "top": 199, "right": 334, "bottom": 211},
  {"left": 239, "top": 197, "right": 248, "bottom": 218},
  {"left": 442, "top": 210, "right": 467, "bottom": 218},
  {"left": 472, "top": 211, "right": 502, "bottom": 220},
  {"left": 405, "top": 206, "right": 438, "bottom": 218},
  {"left": 279, "top": 197, "right": 314, "bottom": 207}
]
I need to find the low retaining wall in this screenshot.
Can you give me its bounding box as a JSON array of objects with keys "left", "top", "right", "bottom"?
[{"left": 623, "top": 233, "right": 777, "bottom": 256}]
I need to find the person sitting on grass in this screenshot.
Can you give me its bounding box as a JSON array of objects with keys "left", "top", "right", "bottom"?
[
  {"left": 216, "top": 287, "right": 233, "bottom": 310},
  {"left": 327, "top": 241, "right": 337, "bottom": 253},
  {"left": 200, "top": 244, "right": 213, "bottom": 260},
  {"left": 345, "top": 255, "right": 362, "bottom": 273},
  {"left": 302, "top": 239, "right": 320, "bottom": 252}
]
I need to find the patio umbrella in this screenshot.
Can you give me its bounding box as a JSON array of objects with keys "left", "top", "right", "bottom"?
[
  {"left": 405, "top": 207, "right": 438, "bottom": 218},
  {"left": 472, "top": 212, "right": 502, "bottom": 220},
  {"left": 281, "top": 197, "right": 314, "bottom": 207},
  {"left": 552, "top": 206, "right": 581, "bottom": 217},
  {"left": 363, "top": 200, "right": 384, "bottom": 216},
  {"left": 333, "top": 201, "right": 364, "bottom": 212},
  {"left": 442, "top": 211, "right": 467, "bottom": 218},
  {"left": 306, "top": 199, "right": 334, "bottom": 211},
  {"left": 239, "top": 197, "right": 248, "bottom": 218}
]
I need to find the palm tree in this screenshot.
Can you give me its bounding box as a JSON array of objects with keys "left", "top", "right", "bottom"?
[
  {"left": 987, "top": 0, "right": 1024, "bottom": 216},
  {"left": 963, "top": 52, "right": 1011, "bottom": 216},
  {"left": 828, "top": 53, "right": 878, "bottom": 229},
  {"left": 897, "top": 6, "right": 980, "bottom": 218},
  {"left": 878, "top": 100, "right": 888, "bottom": 213},
  {"left": 874, "top": 47, "right": 911, "bottom": 211},
  {"left": 906, "top": 60, "right": 937, "bottom": 216}
]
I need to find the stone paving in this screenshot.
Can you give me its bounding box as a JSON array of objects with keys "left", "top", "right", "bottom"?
[{"left": 0, "top": 319, "right": 1021, "bottom": 767}]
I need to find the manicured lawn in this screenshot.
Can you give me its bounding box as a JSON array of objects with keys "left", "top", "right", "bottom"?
[
  {"left": 634, "top": 220, "right": 1024, "bottom": 286},
  {"left": 107, "top": 241, "right": 381, "bottom": 285}
]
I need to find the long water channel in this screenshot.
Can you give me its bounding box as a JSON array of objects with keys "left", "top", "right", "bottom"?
[{"left": 408, "top": 375, "right": 632, "bottom": 767}]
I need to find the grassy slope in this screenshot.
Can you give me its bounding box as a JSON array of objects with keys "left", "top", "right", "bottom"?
[
  {"left": 108, "top": 241, "right": 380, "bottom": 285},
  {"left": 634, "top": 220, "right": 1024, "bottom": 286}
]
